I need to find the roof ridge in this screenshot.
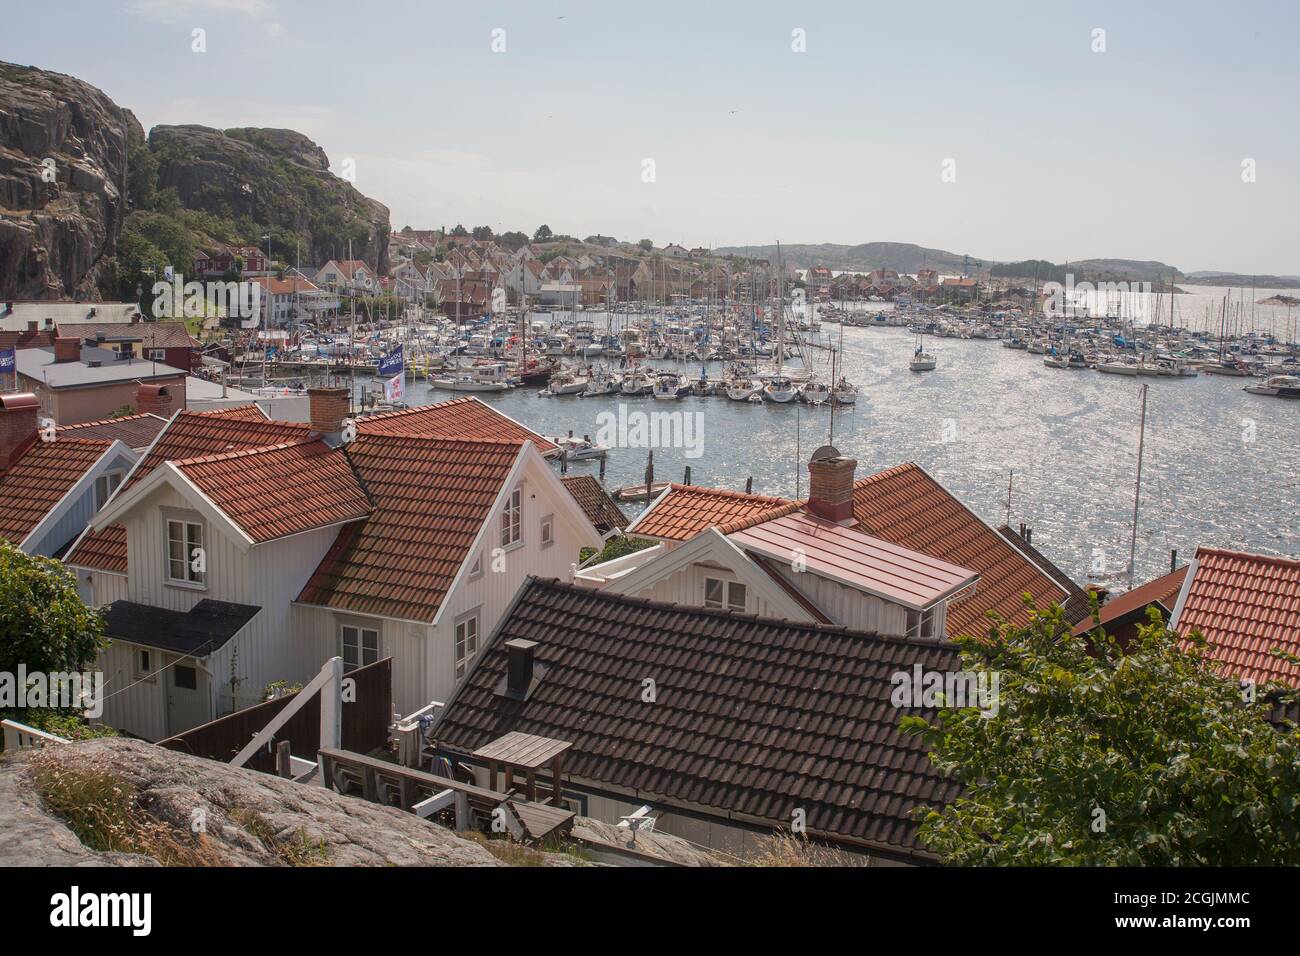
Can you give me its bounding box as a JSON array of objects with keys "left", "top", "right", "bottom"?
[
  {"left": 356, "top": 432, "right": 526, "bottom": 449},
  {"left": 525, "top": 576, "right": 960, "bottom": 652},
  {"left": 715, "top": 499, "right": 804, "bottom": 535},
  {"left": 666, "top": 482, "right": 791, "bottom": 504},
  {"left": 1194, "top": 546, "right": 1300, "bottom": 568},
  {"left": 171, "top": 437, "right": 326, "bottom": 468},
  {"left": 57, "top": 412, "right": 163, "bottom": 430}
]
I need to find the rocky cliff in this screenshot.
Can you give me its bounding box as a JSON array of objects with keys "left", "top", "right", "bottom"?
[
  {"left": 0, "top": 61, "right": 141, "bottom": 299},
  {"left": 0, "top": 61, "right": 391, "bottom": 301},
  {"left": 149, "top": 124, "right": 390, "bottom": 274}
]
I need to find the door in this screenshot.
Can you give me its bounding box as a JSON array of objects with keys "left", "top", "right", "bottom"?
[{"left": 166, "top": 659, "right": 210, "bottom": 735}]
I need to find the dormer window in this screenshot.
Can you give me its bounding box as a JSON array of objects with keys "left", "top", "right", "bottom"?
[
  {"left": 906, "top": 607, "right": 938, "bottom": 641},
  {"left": 94, "top": 471, "right": 123, "bottom": 510},
  {"left": 704, "top": 577, "right": 746, "bottom": 612}
]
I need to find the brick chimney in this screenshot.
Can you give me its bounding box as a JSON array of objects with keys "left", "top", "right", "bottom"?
[
  {"left": 807, "top": 448, "right": 857, "bottom": 524},
  {"left": 53, "top": 336, "right": 81, "bottom": 364},
  {"left": 308, "top": 386, "right": 348, "bottom": 442},
  {"left": 136, "top": 383, "right": 173, "bottom": 417},
  {"left": 0, "top": 393, "right": 40, "bottom": 473}
]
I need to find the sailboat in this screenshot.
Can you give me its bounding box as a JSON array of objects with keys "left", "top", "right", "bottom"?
[{"left": 909, "top": 332, "right": 936, "bottom": 372}]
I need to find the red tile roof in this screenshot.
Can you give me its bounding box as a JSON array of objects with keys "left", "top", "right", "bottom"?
[
  {"left": 296, "top": 434, "right": 523, "bottom": 622},
  {"left": 357, "top": 397, "right": 557, "bottom": 454},
  {"left": 1071, "top": 566, "right": 1187, "bottom": 638},
  {"left": 852, "top": 464, "right": 1070, "bottom": 635},
  {"left": 66, "top": 407, "right": 312, "bottom": 572},
  {"left": 173, "top": 439, "right": 371, "bottom": 543},
  {"left": 1174, "top": 548, "right": 1300, "bottom": 688},
  {"left": 0, "top": 437, "right": 113, "bottom": 546},
  {"left": 627, "top": 484, "right": 794, "bottom": 540},
  {"left": 57, "top": 413, "right": 168, "bottom": 451},
  {"left": 628, "top": 464, "right": 1076, "bottom": 635}
]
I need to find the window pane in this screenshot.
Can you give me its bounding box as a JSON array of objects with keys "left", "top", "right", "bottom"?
[
  {"left": 705, "top": 578, "right": 723, "bottom": 607},
  {"left": 729, "top": 582, "right": 747, "bottom": 610},
  {"left": 173, "top": 665, "right": 197, "bottom": 690}
]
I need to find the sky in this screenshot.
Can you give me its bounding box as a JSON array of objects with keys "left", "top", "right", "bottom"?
[{"left": 4, "top": 0, "right": 1298, "bottom": 274}]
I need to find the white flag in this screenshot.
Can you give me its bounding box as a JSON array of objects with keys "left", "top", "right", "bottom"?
[{"left": 384, "top": 372, "right": 404, "bottom": 402}]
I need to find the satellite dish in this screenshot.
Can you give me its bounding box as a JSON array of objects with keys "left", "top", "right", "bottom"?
[{"left": 809, "top": 444, "right": 841, "bottom": 462}]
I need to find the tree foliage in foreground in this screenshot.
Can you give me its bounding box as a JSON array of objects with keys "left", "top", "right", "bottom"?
[
  {"left": 903, "top": 603, "right": 1300, "bottom": 865},
  {"left": 0, "top": 540, "right": 106, "bottom": 676}
]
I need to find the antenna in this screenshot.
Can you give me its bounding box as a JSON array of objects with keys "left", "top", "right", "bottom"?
[{"left": 1004, "top": 470, "right": 1014, "bottom": 526}]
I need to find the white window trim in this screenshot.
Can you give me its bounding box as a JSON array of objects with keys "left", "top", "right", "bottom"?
[
  {"left": 94, "top": 470, "right": 124, "bottom": 511},
  {"left": 540, "top": 513, "right": 554, "bottom": 549},
  {"left": 704, "top": 576, "right": 747, "bottom": 612},
  {"left": 135, "top": 648, "right": 155, "bottom": 682},
  {"left": 338, "top": 620, "right": 380, "bottom": 673},
  {"left": 499, "top": 486, "right": 523, "bottom": 551},
  {"left": 164, "top": 511, "right": 207, "bottom": 590},
  {"left": 454, "top": 609, "right": 481, "bottom": 681}
]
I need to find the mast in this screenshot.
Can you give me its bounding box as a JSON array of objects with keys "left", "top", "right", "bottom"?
[
  {"left": 775, "top": 241, "right": 785, "bottom": 371},
  {"left": 1127, "top": 383, "right": 1148, "bottom": 586}
]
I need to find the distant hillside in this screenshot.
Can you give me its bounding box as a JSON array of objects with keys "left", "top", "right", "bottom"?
[
  {"left": 714, "top": 242, "right": 977, "bottom": 274},
  {"left": 716, "top": 241, "right": 1183, "bottom": 283},
  {"left": 1182, "top": 272, "right": 1300, "bottom": 290}
]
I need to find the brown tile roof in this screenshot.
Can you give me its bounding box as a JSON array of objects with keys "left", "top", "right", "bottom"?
[
  {"left": 1071, "top": 566, "right": 1187, "bottom": 638},
  {"left": 357, "top": 397, "right": 558, "bottom": 454},
  {"left": 852, "top": 464, "right": 1069, "bottom": 636},
  {"left": 66, "top": 407, "right": 313, "bottom": 572},
  {"left": 0, "top": 437, "right": 113, "bottom": 546},
  {"left": 997, "top": 524, "right": 1091, "bottom": 625},
  {"left": 173, "top": 439, "right": 371, "bottom": 543},
  {"left": 626, "top": 484, "right": 793, "bottom": 540},
  {"left": 559, "top": 475, "right": 628, "bottom": 532},
  {"left": 296, "top": 434, "right": 523, "bottom": 622},
  {"left": 57, "top": 413, "right": 169, "bottom": 451},
  {"left": 1174, "top": 548, "right": 1300, "bottom": 688},
  {"left": 435, "top": 578, "right": 963, "bottom": 860}
]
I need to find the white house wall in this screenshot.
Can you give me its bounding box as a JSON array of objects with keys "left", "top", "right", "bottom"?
[{"left": 770, "top": 563, "right": 910, "bottom": 635}]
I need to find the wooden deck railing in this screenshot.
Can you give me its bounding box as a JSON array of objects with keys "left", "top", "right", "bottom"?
[{"left": 1, "top": 718, "right": 67, "bottom": 753}]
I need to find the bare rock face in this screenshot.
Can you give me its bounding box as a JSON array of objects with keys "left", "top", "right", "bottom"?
[
  {"left": 149, "top": 124, "right": 390, "bottom": 273},
  {"left": 0, "top": 738, "right": 499, "bottom": 867},
  {"left": 0, "top": 61, "right": 141, "bottom": 299}
]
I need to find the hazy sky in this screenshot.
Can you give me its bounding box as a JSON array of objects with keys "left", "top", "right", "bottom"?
[{"left": 5, "top": 0, "right": 1298, "bottom": 273}]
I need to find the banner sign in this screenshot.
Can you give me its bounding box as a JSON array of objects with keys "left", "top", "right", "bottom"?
[{"left": 377, "top": 345, "right": 404, "bottom": 378}]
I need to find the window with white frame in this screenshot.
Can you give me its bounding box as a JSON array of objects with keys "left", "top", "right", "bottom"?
[
  {"left": 906, "top": 607, "right": 938, "bottom": 641},
  {"left": 469, "top": 553, "right": 483, "bottom": 578},
  {"left": 146, "top": 348, "right": 166, "bottom": 361},
  {"left": 340, "top": 623, "right": 379, "bottom": 672},
  {"left": 455, "top": 612, "right": 480, "bottom": 680},
  {"left": 704, "top": 577, "right": 747, "bottom": 612},
  {"left": 135, "top": 649, "right": 154, "bottom": 681},
  {"left": 166, "top": 518, "right": 205, "bottom": 586},
  {"left": 94, "top": 471, "right": 123, "bottom": 510},
  {"left": 500, "top": 487, "right": 522, "bottom": 548},
  {"left": 540, "top": 514, "right": 554, "bottom": 548}
]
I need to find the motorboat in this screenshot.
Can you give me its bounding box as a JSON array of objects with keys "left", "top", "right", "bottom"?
[
  {"left": 541, "top": 370, "right": 588, "bottom": 396},
  {"left": 725, "top": 375, "right": 759, "bottom": 401},
  {"left": 548, "top": 435, "right": 610, "bottom": 460},
  {"left": 1244, "top": 374, "right": 1300, "bottom": 398}
]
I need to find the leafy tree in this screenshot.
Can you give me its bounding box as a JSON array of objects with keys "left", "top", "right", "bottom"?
[
  {"left": 533, "top": 224, "right": 553, "bottom": 242},
  {"left": 471, "top": 225, "right": 494, "bottom": 241},
  {"left": 0, "top": 541, "right": 106, "bottom": 678},
  {"left": 498, "top": 231, "right": 529, "bottom": 251},
  {"left": 903, "top": 603, "right": 1300, "bottom": 865},
  {"left": 638, "top": 239, "right": 653, "bottom": 252},
  {"left": 126, "top": 138, "right": 159, "bottom": 211},
  {"left": 450, "top": 224, "right": 469, "bottom": 237}
]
